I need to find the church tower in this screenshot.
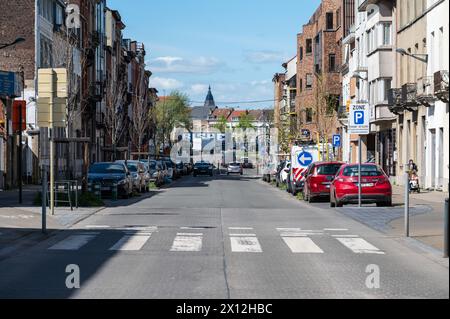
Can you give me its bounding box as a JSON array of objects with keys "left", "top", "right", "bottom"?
[{"left": 204, "top": 86, "right": 216, "bottom": 108}]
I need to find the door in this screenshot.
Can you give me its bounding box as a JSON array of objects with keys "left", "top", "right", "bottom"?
[
  {"left": 438, "top": 128, "right": 444, "bottom": 189},
  {"left": 430, "top": 129, "right": 436, "bottom": 189}
]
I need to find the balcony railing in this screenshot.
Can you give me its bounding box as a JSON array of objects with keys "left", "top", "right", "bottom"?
[
  {"left": 434, "top": 70, "right": 449, "bottom": 103},
  {"left": 417, "top": 76, "right": 435, "bottom": 107},
  {"left": 387, "top": 88, "right": 404, "bottom": 114},
  {"left": 401, "top": 83, "right": 419, "bottom": 111}
]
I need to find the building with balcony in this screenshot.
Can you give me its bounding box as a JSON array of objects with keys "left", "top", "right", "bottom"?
[{"left": 296, "top": 0, "right": 342, "bottom": 152}]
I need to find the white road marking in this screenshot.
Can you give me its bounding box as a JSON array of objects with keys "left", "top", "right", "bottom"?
[
  {"left": 336, "top": 237, "right": 385, "bottom": 254},
  {"left": 49, "top": 234, "right": 97, "bottom": 250},
  {"left": 230, "top": 236, "right": 262, "bottom": 253},
  {"left": 282, "top": 237, "right": 324, "bottom": 254},
  {"left": 228, "top": 227, "right": 254, "bottom": 230},
  {"left": 324, "top": 228, "right": 349, "bottom": 231},
  {"left": 229, "top": 233, "right": 257, "bottom": 237},
  {"left": 332, "top": 235, "right": 359, "bottom": 238},
  {"left": 170, "top": 233, "right": 203, "bottom": 252},
  {"left": 109, "top": 234, "right": 152, "bottom": 251},
  {"left": 85, "top": 225, "right": 110, "bottom": 229},
  {"left": 276, "top": 228, "right": 302, "bottom": 232}
]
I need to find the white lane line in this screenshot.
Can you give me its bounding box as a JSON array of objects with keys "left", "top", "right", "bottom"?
[
  {"left": 324, "top": 228, "right": 349, "bottom": 231},
  {"left": 109, "top": 234, "right": 152, "bottom": 251},
  {"left": 336, "top": 237, "right": 385, "bottom": 254},
  {"left": 282, "top": 237, "right": 324, "bottom": 254},
  {"left": 170, "top": 233, "right": 203, "bottom": 252},
  {"left": 85, "top": 225, "right": 110, "bottom": 229},
  {"left": 230, "top": 236, "right": 262, "bottom": 253},
  {"left": 276, "top": 228, "right": 301, "bottom": 232},
  {"left": 176, "top": 233, "right": 203, "bottom": 236},
  {"left": 229, "top": 233, "right": 257, "bottom": 237},
  {"left": 49, "top": 235, "right": 97, "bottom": 250},
  {"left": 228, "top": 227, "right": 254, "bottom": 230}
]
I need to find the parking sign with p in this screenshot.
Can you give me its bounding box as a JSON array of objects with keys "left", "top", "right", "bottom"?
[{"left": 349, "top": 104, "right": 370, "bottom": 135}]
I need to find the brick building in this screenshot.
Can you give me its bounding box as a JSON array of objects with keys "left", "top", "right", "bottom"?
[{"left": 296, "top": 0, "right": 342, "bottom": 151}]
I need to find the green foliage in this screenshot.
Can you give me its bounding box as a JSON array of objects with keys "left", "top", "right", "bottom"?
[
  {"left": 237, "top": 112, "right": 256, "bottom": 131},
  {"left": 153, "top": 91, "right": 192, "bottom": 147},
  {"left": 33, "top": 191, "right": 104, "bottom": 207},
  {"left": 213, "top": 115, "right": 228, "bottom": 133}
]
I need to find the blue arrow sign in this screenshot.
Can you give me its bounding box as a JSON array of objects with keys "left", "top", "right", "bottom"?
[{"left": 298, "top": 151, "right": 313, "bottom": 167}]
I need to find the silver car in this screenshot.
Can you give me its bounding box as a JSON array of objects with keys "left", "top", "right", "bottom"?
[{"left": 227, "top": 162, "right": 243, "bottom": 175}]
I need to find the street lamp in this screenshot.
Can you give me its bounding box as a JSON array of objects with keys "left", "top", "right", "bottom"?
[
  {"left": 0, "top": 37, "right": 26, "bottom": 50},
  {"left": 396, "top": 48, "right": 428, "bottom": 63}
]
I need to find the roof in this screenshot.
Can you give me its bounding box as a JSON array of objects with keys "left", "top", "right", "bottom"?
[
  {"left": 191, "top": 106, "right": 213, "bottom": 120},
  {"left": 210, "top": 108, "right": 234, "bottom": 120},
  {"left": 204, "top": 86, "right": 216, "bottom": 108}
]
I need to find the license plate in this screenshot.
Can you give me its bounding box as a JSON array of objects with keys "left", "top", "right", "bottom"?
[{"left": 360, "top": 183, "right": 374, "bottom": 187}]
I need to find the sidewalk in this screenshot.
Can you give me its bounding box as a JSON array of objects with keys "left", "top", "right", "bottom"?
[
  {"left": 389, "top": 185, "right": 448, "bottom": 251},
  {"left": 0, "top": 186, "right": 104, "bottom": 259},
  {"left": 336, "top": 185, "right": 448, "bottom": 253}
]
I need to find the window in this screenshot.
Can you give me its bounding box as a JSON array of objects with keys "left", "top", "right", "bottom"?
[
  {"left": 306, "top": 108, "right": 313, "bottom": 123},
  {"left": 306, "top": 73, "right": 313, "bottom": 89},
  {"left": 306, "top": 39, "right": 312, "bottom": 54},
  {"left": 336, "top": 7, "right": 341, "bottom": 29},
  {"left": 326, "top": 12, "right": 334, "bottom": 30},
  {"left": 382, "top": 23, "right": 391, "bottom": 46},
  {"left": 329, "top": 54, "right": 336, "bottom": 72},
  {"left": 300, "top": 47, "right": 304, "bottom": 60},
  {"left": 299, "top": 79, "right": 303, "bottom": 92},
  {"left": 383, "top": 79, "right": 392, "bottom": 101}
]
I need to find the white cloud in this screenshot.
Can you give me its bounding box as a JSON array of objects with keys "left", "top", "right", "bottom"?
[
  {"left": 245, "top": 50, "right": 285, "bottom": 64},
  {"left": 150, "top": 77, "right": 184, "bottom": 91},
  {"left": 190, "top": 84, "right": 210, "bottom": 95},
  {"left": 149, "top": 56, "right": 224, "bottom": 74}
]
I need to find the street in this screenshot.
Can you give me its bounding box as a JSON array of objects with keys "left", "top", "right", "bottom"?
[{"left": 0, "top": 171, "right": 448, "bottom": 299}]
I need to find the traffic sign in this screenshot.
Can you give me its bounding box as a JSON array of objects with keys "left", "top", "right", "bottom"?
[
  {"left": 0, "top": 71, "right": 22, "bottom": 98},
  {"left": 348, "top": 103, "right": 369, "bottom": 135},
  {"left": 333, "top": 134, "right": 341, "bottom": 148},
  {"left": 297, "top": 151, "right": 314, "bottom": 167}
]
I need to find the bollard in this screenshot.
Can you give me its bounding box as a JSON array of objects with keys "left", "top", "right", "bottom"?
[
  {"left": 111, "top": 183, "right": 118, "bottom": 201},
  {"left": 445, "top": 198, "right": 449, "bottom": 258}
]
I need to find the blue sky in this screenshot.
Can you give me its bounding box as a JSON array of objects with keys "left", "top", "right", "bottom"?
[{"left": 109, "top": 0, "right": 321, "bottom": 109}]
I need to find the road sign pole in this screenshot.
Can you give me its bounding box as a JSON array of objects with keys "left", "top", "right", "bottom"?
[
  {"left": 405, "top": 171, "right": 410, "bottom": 237},
  {"left": 18, "top": 101, "right": 23, "bottom": 204},
  {"left": 41, "top": 165, "right": 47, "bottom": 234},
  {"left": 50, "top": 94, "right": 55, "bottom": 215},
  {"left": 358, "top": 136, "right": 362, "bottom": 208}
]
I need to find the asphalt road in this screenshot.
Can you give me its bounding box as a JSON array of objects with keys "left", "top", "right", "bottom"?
[{"left": 0, "top": 172, "right": 448, "bottom": 299}]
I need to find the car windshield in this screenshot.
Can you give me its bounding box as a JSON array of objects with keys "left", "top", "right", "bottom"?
[
  {"left": 195, "top": 162, "right": 209, "bottom": 167},
  {"left": 127, "top": 163, "right": 138, "bottom": 172},
  {"left": 89, "top": 164, "right": 125, "bottom": 174},
  {"left": 229, "top": 163, "right": 240, "bottom": 166},
  {"left": 316, "top": 164, "right": 342, "bottom": 175},
  {"left": 343, "top": 165, "right": 383, "bottom": 177}
]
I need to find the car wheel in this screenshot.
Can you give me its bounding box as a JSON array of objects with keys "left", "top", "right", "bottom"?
[{"left": 336, "top": 200, "right": 343, "bottom": 207}]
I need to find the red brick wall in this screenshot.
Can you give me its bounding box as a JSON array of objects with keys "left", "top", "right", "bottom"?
[
  {"left": 0, "top": 0, "right": 36, "bottom": 80},
  {"left": 296, "top": 0, "right": 342, "bottom": 142}
]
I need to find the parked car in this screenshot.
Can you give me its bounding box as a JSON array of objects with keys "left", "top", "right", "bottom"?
[
  {"left": 193, "top": 161, "right": 214, "bottom": 177},
  {"left": 162, "top": 160, "right": 175, "bottom": 180},
  {"left": 262, "top": 162, "right": 277, "bottom": 182},
  {"left": 279, "top": 161, "right": 291, "bottom": 185},
  {"left": 176, "top": 162, "right": 187, "bottom": 176},
  {"left": 141, "top": 159, "right": 164, "bottom": 186},
  {"left": 241, "top": 157, "right": 254, "bottom": 169},
  {"left": 287, "top": 169, "right": 306, "bottom": 195},
  {"left": 227, "top": 162, "right": 243, "bottom": 175},
  {"left": 303, "top": 161, "right": 344, "bottom": 203},
  {"left": 116, "top": 160, "right": 147, "bottom": 192},
  {"left": 330, "top": 163, "right": 392, "bottom": 207},
  {"left": 184, "top": 162, "right": 193, "bottom": 174},
  {"left": 275, "top": 160, "right": 287, "bottom": 187},
  {"left": 87, "top": 162, "right": 133, "bottom": 198}
]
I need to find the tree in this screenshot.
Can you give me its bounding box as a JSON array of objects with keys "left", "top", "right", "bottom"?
[
  {"left": 314, "top": 74, "right": 338, "bottom": 160},
  {"left": 213, "top": 115, "right": 228, "bottom": 133},
  {"left": 129, "top": 69, "right": 151, "bottom": 160},
  {"left": 104, "top": 70, "right": 127, "bottom": 161},
  {"left": 237, "top": 112, "right": 256, "bottom": 159},
  {"left": 152, "top": 91, "right": 192, "bottom": 155}
]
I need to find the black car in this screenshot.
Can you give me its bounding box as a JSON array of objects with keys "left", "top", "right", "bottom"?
[
  {"left": 87, "top": 162, "right": 133, "bottom": 198},
  {"left": 193, "top": 161, "right": 214, "bottom": 177}
]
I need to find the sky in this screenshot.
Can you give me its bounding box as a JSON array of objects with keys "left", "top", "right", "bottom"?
[{"left": 108, "top": 0, "right": 321, "bottom": 109}]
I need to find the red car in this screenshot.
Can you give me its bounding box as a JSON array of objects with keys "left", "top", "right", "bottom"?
[
  {"left": 303, "top": 162, "right": 344, "bottom": 203},
  {"left": 330, "top": 163, "right": 392, "bottom": 207}
]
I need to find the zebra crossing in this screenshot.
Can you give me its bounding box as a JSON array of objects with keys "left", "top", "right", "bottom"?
[{"left": 44, "top": 226, "right": 385, "bottom": 256}]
